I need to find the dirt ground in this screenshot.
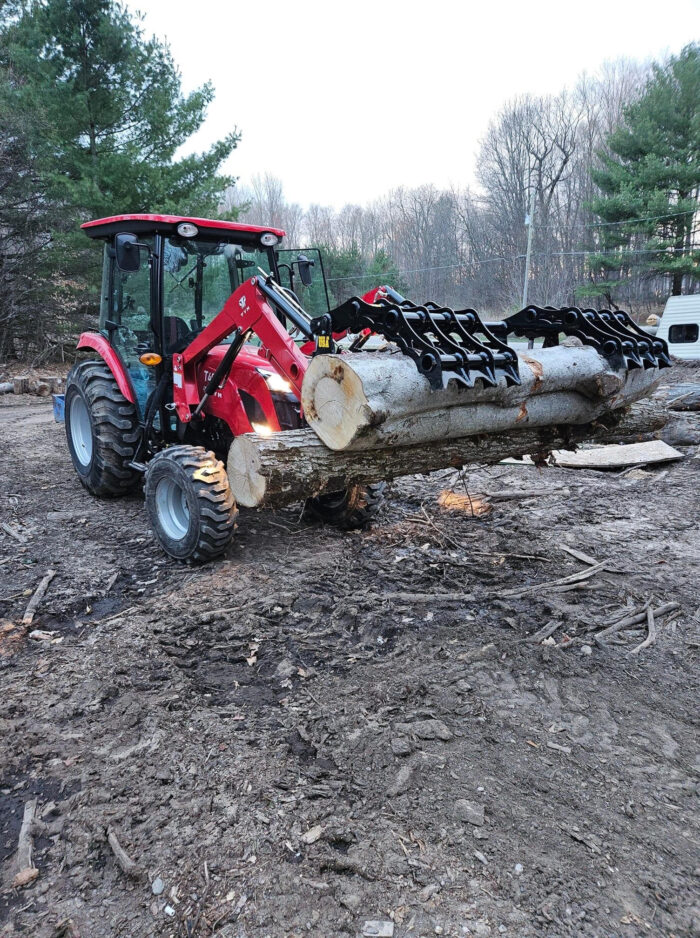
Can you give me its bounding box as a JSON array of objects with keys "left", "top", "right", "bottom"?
[{"left": 0, "top": 369, "right": 698, "bottom": 938}]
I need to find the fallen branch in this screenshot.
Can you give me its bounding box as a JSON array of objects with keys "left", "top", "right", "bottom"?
[
  {"left": 12, "top": 799, "right": 38, "bottom": 888},
  {"left": 594, "top": 601, "right": 679, "bottom": 646},
  {"left": 526, "top": 620, "right": 563, "bottom": 643},
  {"left": 1, "top": 522, "right": 25, "bottom": 544},
  {"left": 500, "top": 560, "right": 608, "bottom": 597},
  {"left": 356, "top": 591, "right": 476, "bottom": 605},
  {"left": 559, "top": 545, "right": 601, "bottom": 567},
  {"left": 16, "top": 798, "right": 37, "bottom": 870},
  {"left": 21, "top": 570, "right": 56, "bottom": 626},
  {"left": 90, "top": 605, "right": 137, "bottom": 627},
  {"left": 106, "top": 826, "right": 141, "bottom": 879},
  {"left": 484, "top": 487, "right": 569, "bottom": 501},
  {"left": 629, "top": 607, "right": 657, "bottom": 655},
  {"left": 102, "top": 572, "right": 119, "bottom": 595}
]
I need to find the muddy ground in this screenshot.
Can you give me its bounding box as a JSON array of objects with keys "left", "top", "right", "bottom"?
[{"left": 0, "top": 370, "right": 698, "bottom": 938}]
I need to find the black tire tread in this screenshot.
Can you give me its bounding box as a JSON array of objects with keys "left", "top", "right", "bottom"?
[
  {"left": 144, "top": 445, "right": 237, "bottom": 563},
  {"left": 65, "top": 360, "right": 140, "bottom": 496}
]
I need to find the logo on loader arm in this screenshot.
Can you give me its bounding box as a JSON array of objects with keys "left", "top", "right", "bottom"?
[{"left": 237, "top": 292, "right": 251, "bottom": 318}]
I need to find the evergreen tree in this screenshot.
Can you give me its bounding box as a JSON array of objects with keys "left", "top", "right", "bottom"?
[
  {"left": 3, "top": 0, "right": 239, "bottom": 219},
  {"left": 0, "top": 0, "right": 240, "bottom": 356},
  {"left": 366, "top": 249, "right": 407, "bottom": 296},
  {"left": 589, "top": 43, "right": 699, "bottom": 299},
  {"left": 318, "top": 242, "right": 367, "bottom": 304}
]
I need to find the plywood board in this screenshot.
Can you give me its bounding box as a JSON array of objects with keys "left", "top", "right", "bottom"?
[{"left": 550, "top": 440, "right": 684, "bottom": 470}]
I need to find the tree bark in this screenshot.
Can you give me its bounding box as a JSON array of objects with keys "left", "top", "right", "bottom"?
[
  {"left": 300, "top": 347, "right": 661, "bottom": 452},
  {"left": 227, "top": 399, "right": 670, "bottom": 509}
]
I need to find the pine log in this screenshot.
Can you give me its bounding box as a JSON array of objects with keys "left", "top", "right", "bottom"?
[
  {"left": 300, "top": 347, "right": 661, "bottom": 451},
  {"left": 227, "top": 400, "right": 669, "bottom": 509}
]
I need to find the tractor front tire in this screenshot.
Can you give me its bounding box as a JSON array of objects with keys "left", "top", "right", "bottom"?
[
  {"left": 144, "top": 445, "right": 237, "bottom": 563},
  {"left": 305, "top": 482, "right": 387, "bottom": 530},
  {"left": 65, "top": 360, "right": 141, "bottom": 497}
]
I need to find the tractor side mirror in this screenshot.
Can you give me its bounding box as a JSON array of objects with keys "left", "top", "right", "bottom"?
[
  {"left": 114, "top": 232, "right": 142, "bottom": 273},
  {"left": 296, "top": 254, "right": 314, "bottom": 287}
]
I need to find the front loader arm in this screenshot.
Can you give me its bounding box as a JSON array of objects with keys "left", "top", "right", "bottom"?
[{"left": 172, "top": 276, "right": 308, "bottom": 424}]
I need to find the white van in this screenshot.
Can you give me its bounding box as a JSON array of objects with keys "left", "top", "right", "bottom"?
[{"left": 656, "top": 295, "right": 700, "bottom": 360}]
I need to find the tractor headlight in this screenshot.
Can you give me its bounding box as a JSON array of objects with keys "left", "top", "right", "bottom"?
[
  {"left": 257, "top": 368, "right": 292, "bottom": 393},
  {"left": 176, "top": 222, "right": 199, "bottom": 238},
  {"left": 260, "top": 232, "right": 279, "bottom": 247}
]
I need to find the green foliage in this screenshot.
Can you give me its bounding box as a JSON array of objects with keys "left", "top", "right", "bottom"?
[
  {"left": 366, "top": 249, "right": 408, "bottom": 295},
  {"left": 0, "top": 0, "right": 240, "bottom": 357},
  {"left": 319, "top": 244, "right": 408, "bottom": 306},
  {"left": 589, "top": 43, "right": 700, "bottom": 297}
]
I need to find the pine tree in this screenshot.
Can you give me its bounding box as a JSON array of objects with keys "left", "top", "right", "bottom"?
[
  {"left": 3, "top": 0, "right": 239, "bottom": 220},
  {"left": 589, "top": 43, "right": 699, "bottom": 300},
  {"left": 0, "top": 0, "right": 240, "bottom": 356}
]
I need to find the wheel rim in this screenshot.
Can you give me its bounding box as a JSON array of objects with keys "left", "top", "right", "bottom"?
[
  {"left": 155, "top": 476, "right": 190, "bottom": 541},
  {"left": 70, "top": 395, "right": 93, "bottom": 467}
]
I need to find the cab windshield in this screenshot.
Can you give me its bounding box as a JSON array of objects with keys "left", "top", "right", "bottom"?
[{"left": 162, "top": 237, "right": 273, "bottom": 351}]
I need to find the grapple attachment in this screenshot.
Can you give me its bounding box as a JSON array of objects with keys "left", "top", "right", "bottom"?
[
  {"left": 493, "top": 305, "right": 672, "bottom": 372},
  {"left": 311, "top": 294, "right": 520, "bottom": 390},
  {"left": 310, "top": 292, "right": 670, "bottom": 389}
]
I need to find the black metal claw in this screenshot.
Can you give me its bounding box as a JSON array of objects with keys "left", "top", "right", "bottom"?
[{"left": 495, "top": 305, "right": 670, "bottom": 372}]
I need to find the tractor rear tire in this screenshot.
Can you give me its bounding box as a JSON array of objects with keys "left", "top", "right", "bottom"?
[
  {"left": 144, "top": 445, "right": 237, "bottom": 563},
  {"left": 305, "top": 482, "right": 387, "bottom": 530},
  {"left": 64, "top": 360, "right": 141, "bottom": 497}
]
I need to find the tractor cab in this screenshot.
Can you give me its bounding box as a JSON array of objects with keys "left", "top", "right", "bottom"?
[{"left": 81, "top": 214, "right": 329, "bottom": 417}]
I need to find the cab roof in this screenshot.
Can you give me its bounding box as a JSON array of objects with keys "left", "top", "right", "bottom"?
[{"left": 81, "top": 214, "right": 286, "bottom": 242}]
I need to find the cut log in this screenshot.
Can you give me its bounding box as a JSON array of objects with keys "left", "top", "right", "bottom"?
[
  {"left": 227, "top": 400, "right": 669, "bottom": 509},
  {"left": 300, "top": 347, "right": 661, "bottom": 451},
  {"left": 38, "top": 375, "right": 62, "bottom": 392},
  {"left": 13, "top": 376, "right": 30, "bottom": 395},
  {"left": 0, "top": 382, "right": 13, "bottom": 395}
]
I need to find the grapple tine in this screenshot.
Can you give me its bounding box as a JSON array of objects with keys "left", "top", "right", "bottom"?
[
  {"left": 596, "top": 308, "right": 653, "bottom": 368},
  {"left": 416, "top": 301, "right": 498, "bottom": 388},
  {"left": 611, "top": 309, "right": 672, "bottom": 368},
  {"left": 579, "top": 307, "right": 643, "bottom": 369}
]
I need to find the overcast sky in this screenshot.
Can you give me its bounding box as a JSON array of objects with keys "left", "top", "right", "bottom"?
[{"left": 124, "top": 0, "right": 699, "bottom": 209}]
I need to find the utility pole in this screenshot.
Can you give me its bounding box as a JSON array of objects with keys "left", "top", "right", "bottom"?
[
  {"left": 523, "top": 185, "right": 536, "bottom": 350},
  {"left": 522, "top": 185, "right": 536, "bottom": 307}
]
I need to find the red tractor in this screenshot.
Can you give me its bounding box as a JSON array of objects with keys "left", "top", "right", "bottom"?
[
  {"left": 65, "top": 214, "right": 386, "bottom": 562},
  {"left": 66, "top": 213, "right": 669, "bottom": 563}
]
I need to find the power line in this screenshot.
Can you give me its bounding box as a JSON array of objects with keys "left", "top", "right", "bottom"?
[
  {"left": 326, "top": 243, "right": 699, "bottom": 283},
  {"left": 534, "top": 208, "right": 698, "bottom": 230}
]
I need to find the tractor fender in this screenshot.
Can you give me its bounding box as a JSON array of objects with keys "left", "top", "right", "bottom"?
[{"left": 77, "top": 332, "right": 136, "bottom": 403}]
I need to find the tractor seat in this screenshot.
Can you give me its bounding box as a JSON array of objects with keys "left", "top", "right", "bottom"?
[{"left": 162, "top": 315, "right": 192, "bottom": 354}]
